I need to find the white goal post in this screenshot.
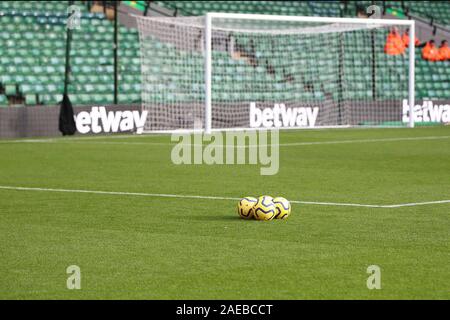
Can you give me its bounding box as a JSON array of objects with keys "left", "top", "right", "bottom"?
[{"left": 135, "top": 13, "right": 415, "bottom": 133}]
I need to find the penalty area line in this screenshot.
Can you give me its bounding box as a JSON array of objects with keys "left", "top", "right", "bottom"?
[{"left": 0, "top": 185, "right": 449, "bottom": 209}]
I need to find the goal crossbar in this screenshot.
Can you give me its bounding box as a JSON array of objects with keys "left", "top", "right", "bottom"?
[{"left": 205, "top": 12, "right": 415, "bottom": 26}]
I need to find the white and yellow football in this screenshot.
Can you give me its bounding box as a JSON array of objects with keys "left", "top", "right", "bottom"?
[
  {"left": 273, "top": 197, "right": 291, "bottom": 219},
  {"left": 253, "top": 195, "right": 276, "bottom": 221},
  {"left": 237, "top": 197, "right": 257, "bottom": 219}
]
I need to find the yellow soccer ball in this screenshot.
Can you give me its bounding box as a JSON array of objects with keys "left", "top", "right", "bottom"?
[
  {"left": 273, "top": 197, "right": 291, "bottom": 220},
  {"left": 237, "top": 197, "right": 257, "bottom": 219},
  {"left": 253, "top": 195, "right": 276, "bottom": 221}
]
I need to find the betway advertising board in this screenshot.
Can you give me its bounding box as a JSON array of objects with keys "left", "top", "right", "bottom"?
[
  {"left": 249, "top": 102, "right": 319, "bottom": 128},
  {"left": 1, "top": 100, "right": 449, "bottom": 138},
  {"left": 401, "top": 99, "right": 450, "bottom": 124},
  {"left": 74, "top": 107, "right": 148, "bottom": 135},
  {"left": 0, "top": 105, "right": 143, "bottom": 138}
]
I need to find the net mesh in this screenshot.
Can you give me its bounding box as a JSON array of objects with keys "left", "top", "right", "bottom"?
[{"left": 136, "top": 15, "right": 412, "bottom": 131}]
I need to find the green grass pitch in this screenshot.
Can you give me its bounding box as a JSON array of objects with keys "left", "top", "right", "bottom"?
[{"left": 0, "top": 126, "right": 449, "bottom": 299}]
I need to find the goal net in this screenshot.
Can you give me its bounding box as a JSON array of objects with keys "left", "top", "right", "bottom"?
[{"left": 135, "top": 13, "right": 415, "bottom": 133}]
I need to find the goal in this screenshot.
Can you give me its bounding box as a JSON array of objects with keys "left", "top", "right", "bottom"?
[{"left": 135, "top": 13, "right": 415, "bottom": 133}]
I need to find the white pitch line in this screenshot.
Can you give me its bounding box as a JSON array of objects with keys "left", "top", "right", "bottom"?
[
  {"left": 277, "top": 135, "right": 450, "bottom": 147},
  {"left": 58, "top": 134, "right": 450, "bottom": 148},
  {"left": 0, "top": 185, "right": 239, "bottom": 202},
  {"left": 2, "top": 135, "right": 449, "bottom": 148},
  {"left": 290, "top": 200, "right": 387, "bottom": 208},
  {"left": 382, "top": 200, "right": 450, "bottom": 208},
  {"left": 0, "top": 185, "right": 448, "bottom": 209}
]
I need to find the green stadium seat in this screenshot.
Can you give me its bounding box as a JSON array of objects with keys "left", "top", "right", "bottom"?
[
  {"left": 5, "top": 84, "right": 17, "bottom": 96},
  {"left": 25, "top": 94, "right": 38, "bottom": 105},
  {"left": 40, "top": 94, "right": 62, "bottom": 105},
  {"left": 119, "top": 93, "right": 140, "bottom": 103},
  {"left": 0, "top": 94, "right": 8, "bottom": 106}
]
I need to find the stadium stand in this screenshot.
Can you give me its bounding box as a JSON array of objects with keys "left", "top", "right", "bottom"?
[
  {"left": 402, "top": 1, "right": 450, "bottom": 28},
  {"left": 155, "top": 1, "right": 314, "bottom": 16},
  {"left": 153, "top": 0, "right": 450, "bottom": 23},
  {"left": 141, "top": 31, "right": 442, "bottom": 104},
  {"left": 133, "top": 0, "right": 450, "bottom": 102},
  {"left": 0, "top": 0, "right": 449, "bottom": 108},
  {"left": 0, "top": 0, "right": 141, "bottom": 107}
]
